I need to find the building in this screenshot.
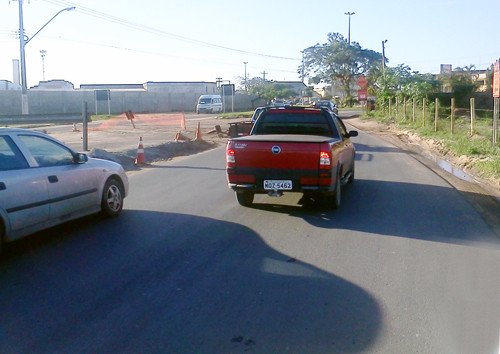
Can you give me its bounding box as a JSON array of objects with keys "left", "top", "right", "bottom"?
[
  {"left": 439, "top": 64, "right": 489, "bottom": 93},
  {"left": 144, "top": 81, "right": 218, "bottom": 95},
  {"left": 0, "top": 80, "right": 21, "bottom": 91},
  {"left": 31, "top": 80, "right": 74, "bottom": 90}
]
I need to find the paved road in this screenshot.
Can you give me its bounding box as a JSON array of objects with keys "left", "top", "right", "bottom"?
[{"left": 1, "top": 122, "right": 499, "bottom": 352}]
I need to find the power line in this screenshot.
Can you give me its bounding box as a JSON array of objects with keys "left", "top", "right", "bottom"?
[
  {"left": 40, "top": 0, "right": 301, "bottom": 61},
  {"left": 38, "top": 34, "right": 299, "bottom": 75}
]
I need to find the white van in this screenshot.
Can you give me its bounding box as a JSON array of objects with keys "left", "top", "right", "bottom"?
[{"left": 196, "top": 95, "right": 223, "bottom": 114}]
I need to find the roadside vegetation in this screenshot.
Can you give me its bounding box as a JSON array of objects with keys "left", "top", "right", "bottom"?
[
  {"left": 363, "top": 103, "right": 500, "bottom": 182},
  {"left": 90, "top": 114, "right": 113, "bottom": 121}
]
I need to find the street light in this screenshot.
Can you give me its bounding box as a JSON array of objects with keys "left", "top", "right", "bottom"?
[
  {"left": 243, "top": 61, "right": 248, "bottom": 92},
  {"left": 18, "top": 2, "right": 75, "bottom": 94},
  {"left": 344, "top": 12, "right": 355, "bottom": 45}
]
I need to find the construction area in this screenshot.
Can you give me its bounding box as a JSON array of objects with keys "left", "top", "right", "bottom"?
[{"left": 38, "top": 112, "right": 245, "bottom": 172}]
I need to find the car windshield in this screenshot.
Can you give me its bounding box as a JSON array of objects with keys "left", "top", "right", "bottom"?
[
  {"left": 199, "top": 98, "right": 211, "bottom": 104},
  {"left": 254, "top": 112, "right": 338, "bottom": 138}
]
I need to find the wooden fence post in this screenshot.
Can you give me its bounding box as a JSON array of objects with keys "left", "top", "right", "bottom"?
[
  {"left": 388, "top": 98, "right": 391, "bottom": 120},
  {"left": 434, "top": 98, "right": 439, "bottom": 132},
  {"left": 422, "top": 98, "right": 426, "bottom": 127},
  {"left": 403, "top": 97, "right": 407, "bottom": 120},
  {"left": 451, "top": 98, "right": 455, "bottom": 135},
  {"left": 470, "top": 97, "right": 475, "bottom": 135},
  {"left": 395, "top": 97, "right": 399, "bottom": 121},
  {"left": 412, "top": 98, "right": 416, "bottom": 123}
]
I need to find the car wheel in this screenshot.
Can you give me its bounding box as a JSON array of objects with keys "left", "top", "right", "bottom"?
[
  {"left": 101, "top": 178, "right": 124, "bottom": 217},
  {"left": 330, "top": 169, "right": 342, "bottom": 209},
  {"left": 236, "top": 191, "right": 254, "bottom": 207}
]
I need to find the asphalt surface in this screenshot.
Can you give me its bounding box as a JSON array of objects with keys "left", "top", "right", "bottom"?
[{"left": 1, "top": 124, "right": 499, "bottom": 352}]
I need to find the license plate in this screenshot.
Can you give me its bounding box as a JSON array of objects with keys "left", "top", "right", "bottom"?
[{"left": 264, "top": 180, "right": 292, "bottom": 190}]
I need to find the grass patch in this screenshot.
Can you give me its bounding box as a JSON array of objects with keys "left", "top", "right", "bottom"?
[
  {"left": 90, "top": 114, "right": 113, "bottom": 121},
  {"left": 216, "top": 111, "right": 253, "bottom": 119}
]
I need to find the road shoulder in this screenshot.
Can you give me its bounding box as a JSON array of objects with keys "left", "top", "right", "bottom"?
[{"left": 345, "top": 115, "right": 500, "bottom": 238}]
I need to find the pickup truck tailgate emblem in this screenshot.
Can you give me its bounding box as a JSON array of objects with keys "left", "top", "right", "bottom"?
[{"left": 271, "top": 145, "right": 281, "bottom": 154}]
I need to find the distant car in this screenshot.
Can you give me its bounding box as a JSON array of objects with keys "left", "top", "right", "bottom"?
[
  {"left": 0, "top": 128, "right": 129, "bottom": 253},
  {"left": 196, "top": 94, "right": 223, "bottom": 114},
  {"left": 314, "top": 100, "right": 339, "bottom": 115},
  {"left": 272, "top": 99, "right": 286, "bottom": 107}
]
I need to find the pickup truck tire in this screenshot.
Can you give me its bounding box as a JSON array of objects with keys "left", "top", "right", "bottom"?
[
  {"left": 348, "top": 164, "right": 355, "bottom": 184},
  {"left": 236, "top": 191, "right": 254, "bottom": 207},
  {"left": 328, "top": 169, "right": 342, "bottom": 209}
]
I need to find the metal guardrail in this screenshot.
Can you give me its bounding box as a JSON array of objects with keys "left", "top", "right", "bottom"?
[{"left": 0, "top": 113, "right": 85, "bottom": 126}]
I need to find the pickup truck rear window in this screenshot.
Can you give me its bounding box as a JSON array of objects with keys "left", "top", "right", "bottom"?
[{"left": 253, "top": 112, "right": 339, "bottom": 138}]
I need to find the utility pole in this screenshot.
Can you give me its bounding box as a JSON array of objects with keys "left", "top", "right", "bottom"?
[
  {"left": 382, "top": 40, "right": 387, "bottom": 70},
  {"left": 261, "top": 70, "right": 267, "bottom": 81},
  {"left": 40, "top": 50, "right": 47, "bottom": 81},
  {"left": 17, "top": 0, "right": 29, "bottom": 114},
  {"left": 382, "top": 40, "right": 388, "bottom": 87},
  {"left": 344, "top": 12, "right": 355, "bottom": 44},
  {"left": 243, "top": 62, "right": 248, "bottom": 92}
]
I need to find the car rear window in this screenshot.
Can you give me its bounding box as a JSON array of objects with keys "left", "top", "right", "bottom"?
[{"left": 253, "top": 112, "right": 338, "bottom": 138}]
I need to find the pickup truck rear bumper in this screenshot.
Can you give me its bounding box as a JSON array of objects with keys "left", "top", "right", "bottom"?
[
  {"left": 228, "top": 182, "right": 334, "bottom": 194},
  {"left": 226, "top": 166, "right": 336, "bottom": 194}
]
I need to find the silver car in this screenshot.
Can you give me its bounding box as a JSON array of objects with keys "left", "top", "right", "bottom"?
[{"left": 0, "top": 128, "right": 129, "bottom": 253}]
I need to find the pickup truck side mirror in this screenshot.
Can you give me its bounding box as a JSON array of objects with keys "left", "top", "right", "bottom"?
[{"left": 348, "top": 130, "right": 358, "bottom": 137}]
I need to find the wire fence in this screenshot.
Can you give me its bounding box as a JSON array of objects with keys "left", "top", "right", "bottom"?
[{"left": 375, "top": 97, "right": 499, "bottom": 148}]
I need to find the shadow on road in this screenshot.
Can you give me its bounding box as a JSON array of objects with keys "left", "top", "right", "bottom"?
[
  {"left": 0, "top": 210, "right": 382, "bottom": 353},
  {"left": 249, "top": 179, "right": 500, "bottom": 249}
]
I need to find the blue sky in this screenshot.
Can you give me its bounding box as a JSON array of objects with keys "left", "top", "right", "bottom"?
[{"left": 1, "top": 0, "right": 499, "bottom": 88}]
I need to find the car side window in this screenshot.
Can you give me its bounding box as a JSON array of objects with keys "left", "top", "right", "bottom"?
[
  {"left": 0, "top": 136, "right": 29, "bottom": 170},
  {"left": 333, "top": 116, "right": 349, "bottom": 138},
  {"left": 18, "top": 135, "right": 75, "bottom": 167}
]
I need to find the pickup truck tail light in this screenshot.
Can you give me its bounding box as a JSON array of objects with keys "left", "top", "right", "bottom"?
[
  {"left": 226, "top": 148, "right": 236, "bottom": 167},
  {"left": 319, "top": 151, "right": 331, "bottom": 169}
]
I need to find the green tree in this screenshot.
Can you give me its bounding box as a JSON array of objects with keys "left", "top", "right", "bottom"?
[
  {"left": 439, "top": 65, "right": 479, "bottom": 106},
  {"left": 248, "top": 80, "right": 296, "bottom": 104},
  {"left": 376, "top": 64, "right": 438, "bottom": 101},
  {"left": 301, "top": 32, "right": 383, "bottom": 103}
]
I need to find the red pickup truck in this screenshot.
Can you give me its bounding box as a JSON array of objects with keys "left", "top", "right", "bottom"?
[{"left": 225, "top": 106, "right": 358, "bottom": 208}]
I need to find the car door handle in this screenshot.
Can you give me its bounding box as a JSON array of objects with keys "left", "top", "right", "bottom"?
[
  {"left": 0, "top": 182, "right": 5, "bottom": 191},
  {"left": 48, "top": 175, "right": 58, "bottom": 183}
]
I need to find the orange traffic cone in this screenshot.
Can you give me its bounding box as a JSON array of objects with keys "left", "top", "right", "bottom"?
[
  {"left": 180, "top": 113, "right": 186, "bottom": 130},
  {"left": 175, "top": 131, "right": 191, "bottom": 141},
  {"left": 134, "top": 136, "right": 146, "bottom": 165},
  {"left": 195, "top": 121, "right": 202, "bottom": 141}
]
